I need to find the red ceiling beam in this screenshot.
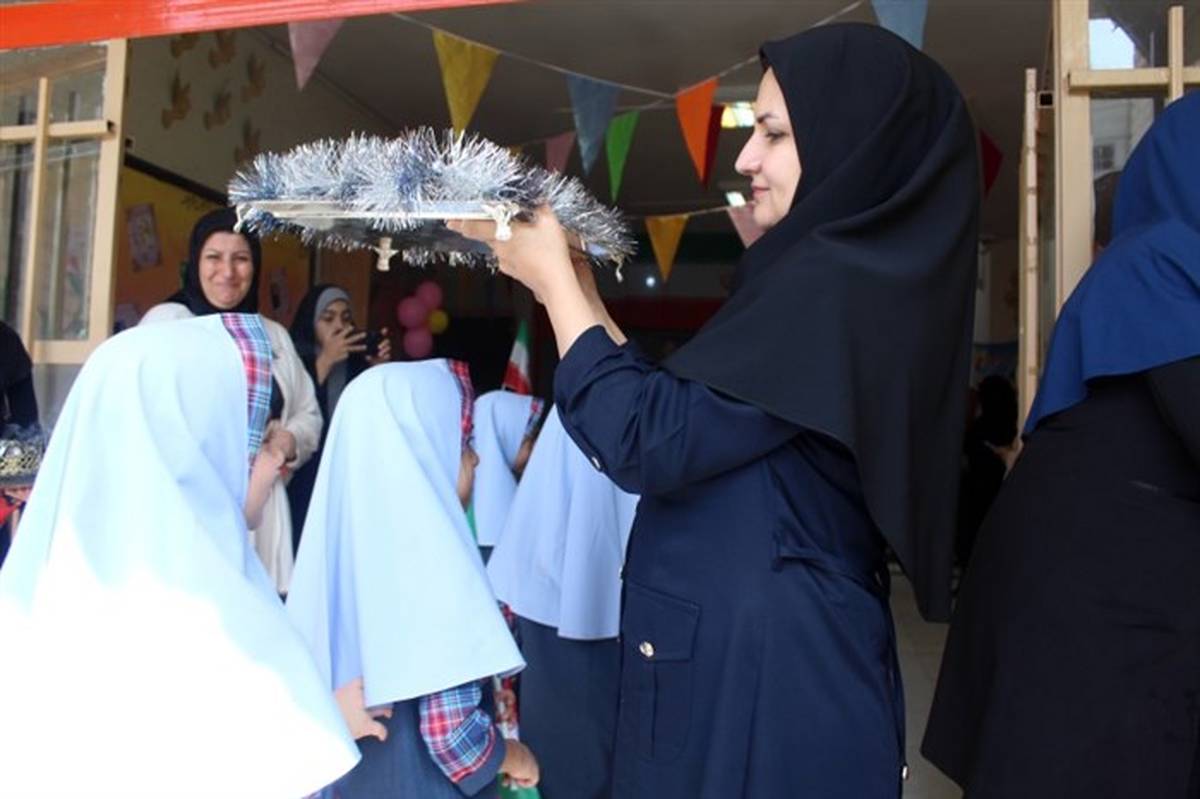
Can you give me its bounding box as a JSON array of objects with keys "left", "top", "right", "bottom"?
[{"left": 0, "top": 0, "right": 521, "bottom": 50}]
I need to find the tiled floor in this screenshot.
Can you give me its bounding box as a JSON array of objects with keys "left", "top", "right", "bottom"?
[{"left": 891, "top": 571, "right": 963, "bottom": 799}]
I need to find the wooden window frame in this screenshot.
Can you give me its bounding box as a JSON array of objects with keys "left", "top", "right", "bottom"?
[{"left": 0, "top": 39, "right": 127, "bottom": 365}]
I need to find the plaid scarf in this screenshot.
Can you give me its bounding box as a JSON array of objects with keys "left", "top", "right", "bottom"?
[
  {"left": 220, "top": 314, "right": 273, "bottom": 461},
  {"left": 447, "top": 360, "right": 475, "bottom": 450}
]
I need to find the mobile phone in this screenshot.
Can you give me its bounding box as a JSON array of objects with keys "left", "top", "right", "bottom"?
[{"left": 362, "top": 330, "right": 383, "bottom": 358}]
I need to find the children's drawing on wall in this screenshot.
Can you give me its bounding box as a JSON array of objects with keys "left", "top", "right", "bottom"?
[
  {"left": 208, "top": 31, "right": 237, "bottom": 68},
  {"left": 203, "top": 87, "right": 233, "bottom": 130},
  {"left": 161, "top": 71, "right": 191, "bottom": 129},
  {"left": 241, "top": 53, "right": 266, "bottom": 102},
  {"left": 126, "top": 204, "right": 162, "bottom": 272},
  {"left": 169, "top": 33, "right": 199, "bottom": 59}
]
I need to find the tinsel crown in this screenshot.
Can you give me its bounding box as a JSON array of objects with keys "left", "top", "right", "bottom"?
[{"left": 229, "top": 129, "right": 635, "bottom": 272}]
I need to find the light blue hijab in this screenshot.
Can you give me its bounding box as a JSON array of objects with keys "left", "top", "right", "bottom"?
[
  {"left": 0, "top": 316, "right": 358, "bottom": 797},
  {"left": 287, "top": 361, "right": 524, "bottom": 707},
  {"left": 487, "top": 406, "right": 639, "bottom": 640},
  {"left": 472, "top": 390, "right": 543, "bottom": 547}
]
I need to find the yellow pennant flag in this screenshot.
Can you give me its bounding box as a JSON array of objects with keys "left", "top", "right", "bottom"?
[
  {"left": 432, "top": 30, "right": 499, "bottom": 132},
  {"left": 645, "top": 214, "right": 689, "bottom": 282}
]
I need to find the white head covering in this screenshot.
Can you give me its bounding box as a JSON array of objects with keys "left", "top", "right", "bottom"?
[
  {"left": 286, "top": 361, "right": 524, "bottom": 708},
  {"left": 486, "top": 406, "right": 639, "bottom": 640},
  {"left": 472, "top": 390, "right": 543, "bottom": 547},
  {"left": 0, "top": 315, "right": 359, "bottom": 798}
]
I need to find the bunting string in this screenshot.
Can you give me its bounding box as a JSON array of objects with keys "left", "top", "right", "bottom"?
[{"left": 393, "top": 0, "right": 865, "bottom": 107}]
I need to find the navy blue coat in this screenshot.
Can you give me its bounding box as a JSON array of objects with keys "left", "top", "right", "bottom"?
[{"left": 555, "top": 327, "right": 905, "bottom": 798}]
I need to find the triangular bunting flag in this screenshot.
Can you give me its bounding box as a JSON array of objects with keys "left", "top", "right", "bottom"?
[
  {"left": 645, "top": 214, "right": 689, "bottom": 282},
  {"left": 606, "top": 111, "right": 639, "bottom": 201},
  {"left": 432, "top": 30, "right": 499, "bottom": 132},
  {"left": 675, "top": 78, "right": 719, "bottom": 184},
  {"left": 567, "top": 74, "right": 620, "bottom": 175},
  {"left": 871, "top": 0, "right": 929, "bottom": 50},
  {"left": 288, "top": 18, "right": 345, "bottom": 91},
  {"left": 502, "top": 319, "right": 532, "bottom": 394},
  {"left": 727, "top": 205, "right": 765, "bottom": 247},
  {"left": 544, "top": 130, "right": 575, "bottom": 173},
  {"left": 979, "top": 129, "right": 1004, "bottom": 198}
]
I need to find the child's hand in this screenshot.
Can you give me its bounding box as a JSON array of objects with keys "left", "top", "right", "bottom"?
[
  {"left": 499, "top": 739, "right": 539, "bottom": 788},
  {"left": 334, "top": 677, "right": 392, "bottom": 742}
]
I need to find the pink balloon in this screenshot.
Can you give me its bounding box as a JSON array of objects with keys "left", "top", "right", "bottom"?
[
  {"left": 397, "top": 296, "right": 429, "bottom": 329},
  {"left": 403, "top": 327, "right": 434, "bottom": 359},
  {"left": 415, "top": 281, "right": 444, "bottom": 310}
]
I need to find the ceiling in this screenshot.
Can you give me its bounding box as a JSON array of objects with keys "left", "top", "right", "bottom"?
[{"left": 260, "top": 0, "right": 1054, "bottom": 240}]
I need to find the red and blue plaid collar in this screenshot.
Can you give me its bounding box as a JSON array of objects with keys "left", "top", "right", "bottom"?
[
  {"left": 220, "top": 313, "right": 272, "bottom": 461},
  {"left": 447, "top": 359, "right": 475, "bottom": 450}
]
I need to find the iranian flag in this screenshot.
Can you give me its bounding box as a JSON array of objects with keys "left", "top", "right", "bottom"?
[{"left": 502, "top": 320, "right": 532, "bottom": 394}]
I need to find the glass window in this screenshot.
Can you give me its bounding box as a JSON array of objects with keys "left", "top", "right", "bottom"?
[
  {"left": 35, "top": 139, "right": 100, "bottom": 341},
  {"left": 1090, "top": 95, "right": 1159, "bottom": 180},
  {"left": 0, "top": 44, "right": 107, "bottom": 126},
  {"left": 1089, "top": 1, "right": 1200, "bottom": 68},
  {"left": 0, "top": 143, "right": 35, "bottom": 329}
]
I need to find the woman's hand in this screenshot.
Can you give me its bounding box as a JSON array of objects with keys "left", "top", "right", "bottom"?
[
  {"left": 333, "top": 677, "right": 392, "bottom": 742},
  {"left": 315, "top": 328, "right": 367, "bottom": 384},
  {"left": 263, "top": 421, "right": 297, "bottom": 464},
  {"left": 499, "top": 739, "right": 540, "bottom": 788},
  {"left": 366, "top": 328, "right": 393, "bottom": 366},
  {"left": 449, "top": 206, "right": 575, "bottom": 303},
  {"left": 451, "top": 208, "right": 613, "bottom": 357}
]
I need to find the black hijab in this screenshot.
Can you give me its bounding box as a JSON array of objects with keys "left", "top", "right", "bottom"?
[
  {"left": 168, "top": 207, "right": 263, "bottom": 315},
  {"left": 665, "top": 24, "right": 980, "bottom": 621}
]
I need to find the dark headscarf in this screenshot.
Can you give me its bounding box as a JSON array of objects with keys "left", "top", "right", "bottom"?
[
  {"left": 1025, "top": 93, "right": 1200, "bottom": 434},
  {"left": 665, "top": 24, "right": 980, "bottom": 621},
  {"left": 168, "top": 207, "right": 262, "bottom": 315},
  {"left": 289, "top": 283, "right": 365, "bottom": 423}
]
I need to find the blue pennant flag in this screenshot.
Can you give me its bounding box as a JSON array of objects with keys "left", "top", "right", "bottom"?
[
  {"left": 871, "top": 0, "right": 929, "bottom": 50},
  {"left": 566, "top": 74, "right": 620, "bottom": 175}
]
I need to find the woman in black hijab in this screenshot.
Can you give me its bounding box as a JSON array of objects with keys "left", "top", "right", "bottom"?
[
  {"left": 455, "top": 23, "right": 978, "bottom": 797},
  {"left": 141, "top": 207, "right": 323, "bottom": 593}
]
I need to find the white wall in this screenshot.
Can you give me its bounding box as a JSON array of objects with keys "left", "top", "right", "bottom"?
[{"left": 124, "top": 29, "right": 392, "bottom": 194}]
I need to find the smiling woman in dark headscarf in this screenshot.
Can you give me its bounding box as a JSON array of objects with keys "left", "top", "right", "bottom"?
[
  {"left": 923, "top": 92, "right": 1200, "bottom": 799},
  {"left": 140, "top": 207, "right": 323, "bottom": 594},
  {"left": 452, "top": 23, "right": 979, "bottom": 797}
]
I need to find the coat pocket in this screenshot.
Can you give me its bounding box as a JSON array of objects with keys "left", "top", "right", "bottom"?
[{"left": 621, "top": 580, "right": 700, "bottom": 763}]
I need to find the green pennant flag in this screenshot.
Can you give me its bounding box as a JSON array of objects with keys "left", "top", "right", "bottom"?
[{"left": 606, "top": 110, "right": 639, "bottom": 201}]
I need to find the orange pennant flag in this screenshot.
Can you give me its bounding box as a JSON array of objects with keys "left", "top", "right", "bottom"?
[
  {"left": 675, "top": 78, "right": 719, "bottom": 183},
  {"left": 432, "top": 30, "right": 499, "bottom": 132},
  {"left": 645, "top": 214, "right": 689, "bottom": 282}
]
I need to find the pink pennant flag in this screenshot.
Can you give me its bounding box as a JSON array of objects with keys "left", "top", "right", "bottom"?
[
  {"left": 544, "top": 130, "right": 576, "bottom": 173},
  {"left": 727, "top": 205, "right": 765, "bottom": 247},
  {"left": 288, "top": 18, "right": 345, "bottom": 91}
]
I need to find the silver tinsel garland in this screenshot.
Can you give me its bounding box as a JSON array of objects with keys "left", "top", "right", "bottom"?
[{"left": 228, "top": 129, "right": 635, "bottom": 273}]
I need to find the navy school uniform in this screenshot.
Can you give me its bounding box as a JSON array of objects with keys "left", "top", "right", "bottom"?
[
  {"left": 515, "top": 615, "right": 621, "bottom": 799},
  {"left": 555, "top": 327, "right": 905, "bottom": 798},
  {"left": 334, "top": 687, "right": 503, "bottom": 799}
]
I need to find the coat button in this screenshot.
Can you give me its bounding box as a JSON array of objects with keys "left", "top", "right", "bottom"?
[
  {"left": 590, "top": 455, "right": 603, "bottom": 471},
  {"left": 638, "top": 640, "right": 655, "bottom": 659},
  {"left": 901, "top": 765, "right": 909, "bottom": 781}
]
